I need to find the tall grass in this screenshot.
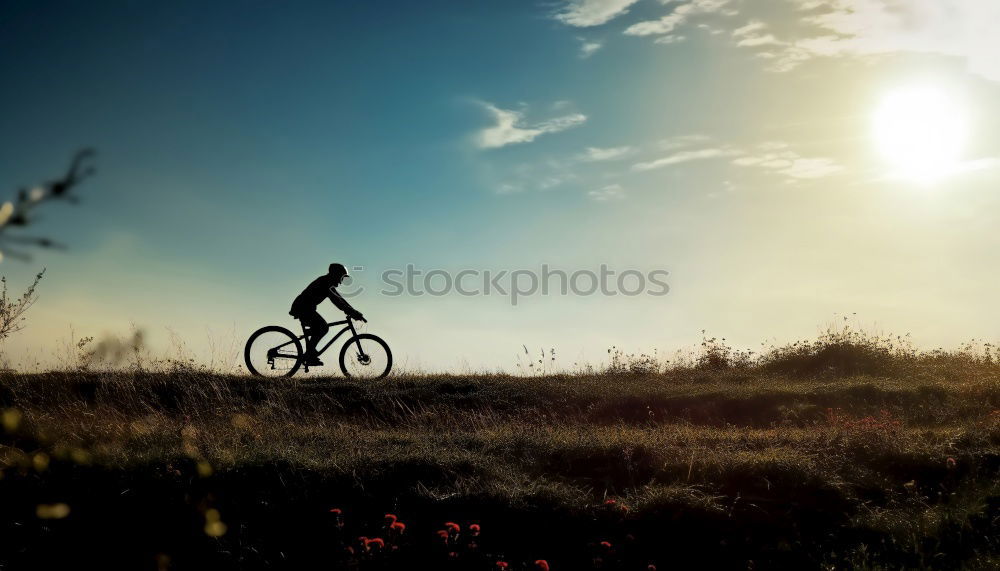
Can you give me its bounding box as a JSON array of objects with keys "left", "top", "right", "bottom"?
[{"left": 0, "top": 328, "right": 998, "bottom": 568}]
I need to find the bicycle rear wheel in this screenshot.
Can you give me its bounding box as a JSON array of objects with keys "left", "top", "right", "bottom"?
[
  {"left": 244, "top": 326, "right": 303, "bottom": 377},
  {"left": 339, "top": 333, "right": 392, "bottom": 379}
]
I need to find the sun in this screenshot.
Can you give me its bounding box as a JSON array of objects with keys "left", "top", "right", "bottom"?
[{"left": 873, "top": 84, "right": 969, "bottom": 184}]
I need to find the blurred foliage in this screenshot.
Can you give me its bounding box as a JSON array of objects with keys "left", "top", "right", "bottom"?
[{"left": 0, "top": 148, "right": 95, "bottom": 262}]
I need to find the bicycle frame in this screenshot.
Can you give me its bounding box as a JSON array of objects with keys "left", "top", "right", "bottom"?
[{"left": 272, "top": 319, "right": 364, "bottom": 357}]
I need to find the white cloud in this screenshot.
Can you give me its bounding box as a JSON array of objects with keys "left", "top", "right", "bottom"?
[
  {"left": 793, "top": 0, "right": 1000, "bottom": 81},
  {"left": 659, "top": 134, "right": 711, "bottom": 150},
  {"left": 588, "top": 184, "right": 625, "bottom": 201},
  {"left": 624, "top": 0, "right": 733, "bottom": 38},
  {"left": 732, "top": 20, "right": 766, "bottom": 38},
  {"left": 731, "top": 142, "right": 845, "bottom": 180},
  {"left": 476, "top": 103, "right": 587, "bottom": 149},
  {"left": 555, "top": 0, "right": 642, "bottom": 27},
  {"left": 736, "top": 34, "right": 783, "bottom": 48},
  {"left": 632, "top": 147, "right": 736, "bottom": 171},
  {"left": 579, "top": 38, "right": 604, "bottom": 58},
  {"left": 580, "top": 145, "right": 634, "bottom": 161},
  {"left": 632, "top": 137, "right": 845, "bottom": 181},
  {"left": 727, "top": 1, "right": 1000, "bottom": 79},
  {"left": 624, "top": 12, "right": 686, "bottom": 37},
  {"left": 538, "top": 175, "right": 570, "bottom": 190},
  {"left": 778, "top": 157, "right": 845, "bottom": 179},
  {"left": 731, "top": 20, "right": 788, "bottom": 53},
  {"left": 654, "top": 34, "right": 687, "bottom": 45},
  {"left": 497, "top": 183, "right": 525, "bottom": 194}
]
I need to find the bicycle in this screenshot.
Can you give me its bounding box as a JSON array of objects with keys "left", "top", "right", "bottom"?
[{"left": 244, "top": 316, "right": 392, "bottom": 378}]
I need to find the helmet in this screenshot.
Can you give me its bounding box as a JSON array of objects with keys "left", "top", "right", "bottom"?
[{"left": 329, "top": 263, "right": 348, "bottom": 277}]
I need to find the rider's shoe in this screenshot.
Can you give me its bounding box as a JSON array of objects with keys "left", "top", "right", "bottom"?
[{"left": 303, "top": 354, "right": 324, "bottom": 367}]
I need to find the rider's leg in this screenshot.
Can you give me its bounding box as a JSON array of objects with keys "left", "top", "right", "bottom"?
[{"left": 300, "top": 311, "right": 329, "bottom": 357}]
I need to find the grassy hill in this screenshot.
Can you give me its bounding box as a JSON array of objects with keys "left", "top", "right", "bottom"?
[{"left": 1, "top": 335, "right": 998, "bottom": 569}]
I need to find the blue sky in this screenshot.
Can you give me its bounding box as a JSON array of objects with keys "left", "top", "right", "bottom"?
[{"left": 2, "top": 0, "right": 999, "bottom": 370}]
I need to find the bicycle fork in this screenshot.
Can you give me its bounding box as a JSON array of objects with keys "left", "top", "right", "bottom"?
[{"left": 347, "top": 320, "right": 370, "bottom": 364}]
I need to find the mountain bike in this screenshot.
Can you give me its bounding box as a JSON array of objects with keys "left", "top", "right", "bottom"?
[{"left": 244, "top": 317, "right": 391, "bottom": 378}]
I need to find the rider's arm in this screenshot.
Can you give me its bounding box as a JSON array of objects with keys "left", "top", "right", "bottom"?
[{"left": 327, "top": 287, "right": 362, "bottom": 318}]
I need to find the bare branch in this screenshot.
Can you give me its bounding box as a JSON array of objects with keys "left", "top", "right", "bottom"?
[
  {"left": 0, "top": 149, "right": 96, "bottom": 261},
  {"left": 0, "top": 268, "right": 44, "bottom": 341}
]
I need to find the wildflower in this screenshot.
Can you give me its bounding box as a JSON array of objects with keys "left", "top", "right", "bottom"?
[
  {"left": 946, "top": 457, "right": 957, "bottom": 469},
  {"left": 365, "top": 537, "right": 385, "bottom": 551},
  {"left": 436, "top": 529, "right": 449, "bottom": 543},
  {"left": 648, "top": 565, "right": 657, "bottom": 571},
  {"left": 203, "top": 509, "right": 226, "bottom": 537},
  {"left": 604, "top": 498, "right": 617, "bottom": 506},
  {"left": 2, "top": 408, "right": 22, "bottom": 432},
  {"left": 329, "top": 507, "right": 345, "bottom": 529},
  {"left": 390, "top": 521, "right": 406, "bottom": 534},
  {"left": 535, "top": 560, "right": 550, "bottom": 570},
  {"left": 384, "top": 513, "right": 397, "bottom": 525},
  {"left": 445, "top": 521, "right": 460, "bottom": 533},
  {"left": 35, "top": 503, "right": 71, "bottom": 519},
  {"left": 495, "top": 562, "right": 509, "bottom": 570},
  {"left": 600, "top": 540, "right": 612, "bottom": 550},
  {"left": 32, "top": 453, "right": 49, "bottom": 472},
  {"left": 469, "top": 523, "right": 481, "bottom": 536}
]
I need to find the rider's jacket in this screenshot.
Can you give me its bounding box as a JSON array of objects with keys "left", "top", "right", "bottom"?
[{"left": 290, "top": 274, "right": 356, "bottom": 317}]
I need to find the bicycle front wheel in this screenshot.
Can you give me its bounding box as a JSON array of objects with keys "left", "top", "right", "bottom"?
[
  {"left": 339, "top": 333, "right": 392, "bottom": 379},
  {"left": 244, "top": 325, "right": 303, "bottom": 378}
]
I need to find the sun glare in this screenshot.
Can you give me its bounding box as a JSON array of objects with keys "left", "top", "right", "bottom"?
[{"left": 873, "top": 84, "right": 969, "bottom": 184}]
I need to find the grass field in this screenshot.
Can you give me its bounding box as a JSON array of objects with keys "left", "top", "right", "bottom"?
[{"left": 1, "top": 333, "right": 998, "bottom": 569}]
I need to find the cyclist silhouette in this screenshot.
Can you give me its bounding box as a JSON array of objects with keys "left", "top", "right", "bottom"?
[{"left": 290, "top": 263, "right": 364, "bottom": 366}]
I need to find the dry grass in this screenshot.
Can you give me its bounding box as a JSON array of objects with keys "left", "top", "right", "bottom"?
[{"left": 1, "top": 334, "right": 999, "bottom": 569}]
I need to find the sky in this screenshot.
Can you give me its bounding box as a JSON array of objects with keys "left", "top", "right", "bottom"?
[{"left": 1, "top": 0, "right": 999, "bottom": 372}]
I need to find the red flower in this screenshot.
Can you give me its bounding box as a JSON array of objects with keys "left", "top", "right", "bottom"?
[
  {"left": 495, "top": 562, "right": 509, "bottom": 570},
  {"left": 445, "top": 521, "right": 461, "bottom": 533},
  {"left": 384, "top": 513, "right": 398, "bottom": 524},
  {"left": 366, "top": 537, "right": 385, "bottom": 550},
  {"left": 390, "top": 521, "right": 406, "bottom": 533},
  {"left": 648, "top": 565, "right": 657, "bottom": 571},
  {"left": 946, "top": 457, "right": 957, "bottom": 469},
  {"left": 329, "top": 508, "right": 342, "bottom": 515},
  {"left": 599, "top": 540, "right": 613, "bottom": 550},
  {"left": 604, "top": 499, "right": 617, "bottom": 506},
  {"left": 535, "top": 560, "right": 550, "bottom": 570},
  {"left": 469, "top": 523, "right": 481, "bottom": 536},
  {"left": 436, "top": 529, "right": 449, "bottom": 543}
]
